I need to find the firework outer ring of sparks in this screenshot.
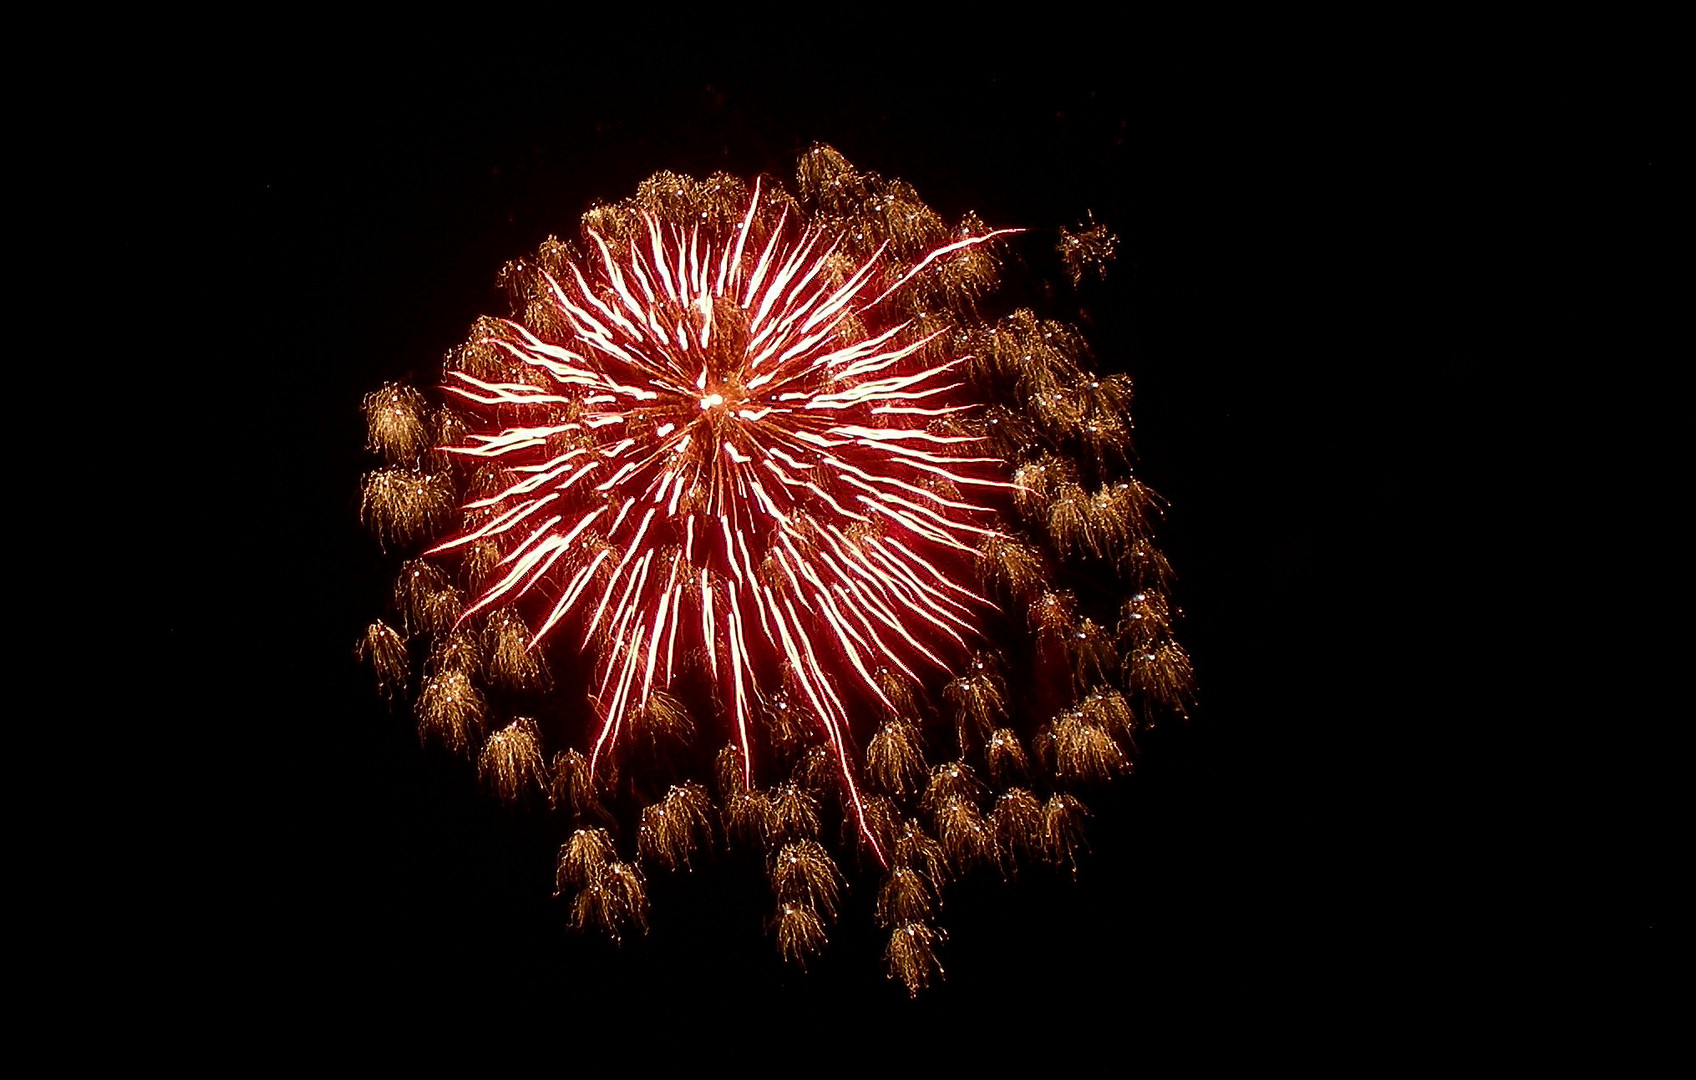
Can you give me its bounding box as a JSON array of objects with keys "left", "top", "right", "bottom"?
[{"left": 358, "top": 147, "right": 1193, "bottom": 993}]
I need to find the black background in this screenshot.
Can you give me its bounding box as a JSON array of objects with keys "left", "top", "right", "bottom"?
[{"left": 133, "top": 39, "right": 1673, "bottom": 1057}]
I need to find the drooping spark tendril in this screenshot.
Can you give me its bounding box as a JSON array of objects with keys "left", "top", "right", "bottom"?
[{"left": 359, "top": 147, "right": 1193, "bottom": 995}]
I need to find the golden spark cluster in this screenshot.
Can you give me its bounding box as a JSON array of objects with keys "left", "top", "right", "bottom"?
[{"left": 357, "top": 146, "right": 1191, "bottom": 995}]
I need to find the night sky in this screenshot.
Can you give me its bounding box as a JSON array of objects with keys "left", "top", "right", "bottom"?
[{"left": 145, "top": 46, "right": 1671, "bottom": 1054}]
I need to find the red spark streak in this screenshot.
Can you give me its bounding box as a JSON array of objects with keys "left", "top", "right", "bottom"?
[{"left": 431, "top": 185, "right": 1020, "bottom": 863}]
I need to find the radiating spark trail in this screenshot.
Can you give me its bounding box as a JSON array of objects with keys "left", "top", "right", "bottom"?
[{"left": 435, "top": 189, "right": 1015, "bottom": 861}]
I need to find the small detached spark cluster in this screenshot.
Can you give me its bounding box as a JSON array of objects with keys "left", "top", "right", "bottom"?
[{"left": 357, "top": 146, "right": 1191, "bottom": 996}]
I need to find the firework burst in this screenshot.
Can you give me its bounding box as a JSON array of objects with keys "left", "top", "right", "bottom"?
[{"left": 359, "top": 147, "right": 1192, "bottom": 994}]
